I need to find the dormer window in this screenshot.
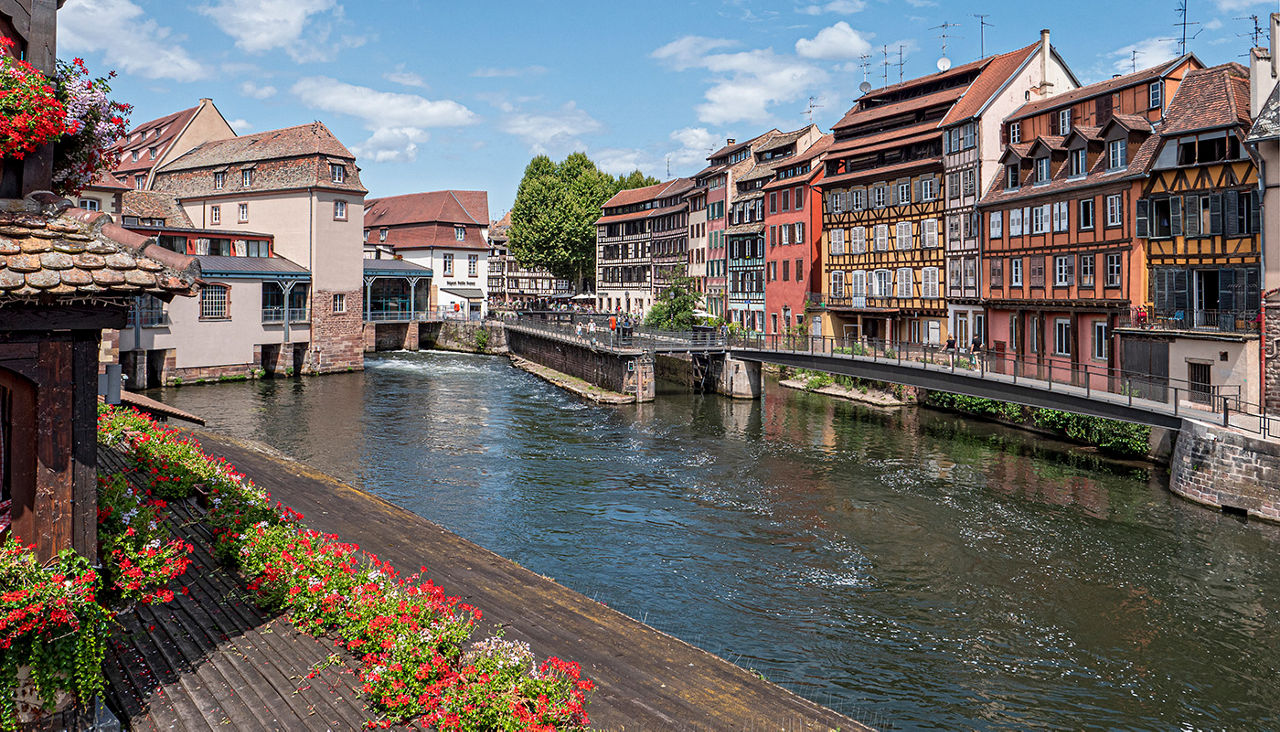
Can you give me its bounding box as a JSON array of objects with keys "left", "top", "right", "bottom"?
[
  {"left": 455, "top": 226, "right": 465, "bottom": 241},
  {"left": 1058, "top": 109, "right": 1071, "bottom": 135},
  {"left": 379, "top": 228, "right": 387, "bottom": 242},
  {"left": 1069, "top": 148, "right": 1087, "bottom": 177},
  {"left": 213, "top": 171, "right": 225, "bottom": 190},
  {"left": 134, "top": 174, "right": 146, "bottom": 189},
  {"left": 242, "top": 169, "right": 253, "bottom": 187},
  {"left": 131, "top": 150, "right": 139, "bottom": 162},
  {"left": 148, "top": 146, "right": 158, "bottom": 159},
  {"left": 1035, "top": 157, "right": 1051, "bottom": 184},
  {"left": 330, "top": 163, "right": 345, "bottom": 183},
  {"left": 1148, "top": 81, "right": 1162, "bottom": 110},
  {"left": 1107, "top": 139, "right": 1127, "bottom": 171},
  {"left": 1006, "top": 163, "right": 1020, "bottom": 189},
  {"left": 1009, "top": 121, "right": 1022, "bottom": 144}
]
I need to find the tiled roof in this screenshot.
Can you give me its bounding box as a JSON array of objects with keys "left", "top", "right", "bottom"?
[
  {"left": 1247, "top": 77, "right": 1280, "bottom": 142},
  {"left": 0, "top": 194, "right": 199, "bottom": 302},
  {"left": 854, "top": 54, "right": 991, "bottom": 102},
  {"left": 754, "top": 125, "right": 817, "bottom": 154},
  {"left": 384, "top": 224, "right": 488, "bottom": 251},
  {"left": 1027, "top": 135, "right": 1067, "bottom": 154},
  {"left": 1000, "top": 142, "right": 1035, "bottom": 161},
  {"left": 819, "top": 157, "right": 942, "bottom": 188},
  {"left": 726, "top": 223, "right": 765, "bottom": 236},
  {"left": 1162, "top": 63, "right": 1252, "bottom": 136},
  {"left": 113, "top": 105, "right": 201, "bottom": 176},
  {"left": 363, "top": 258, "right": 432, "bottom": 275},
  {"left": 86, "top": 169, "right": 130, "bottom": 192},
  {"left": 1108, "top": 114, "right": 1154, "bottom": 133},
  {"left": 364, "top": 190, "right": 490, "bottom": 228},
  {"left": 600, "top": 178, "right": 692, "bottom": 209},
  {"left": 121, "top": 190, "right": 194, "bottom": 227},
  {"left": 828, "top": 121, "right": 939, "bottom": 155},
  {"left": 489, "top": 211, "right": 511, "bottom": 243},
  {"left": 595, "top": 202, "right": 687, "bottom": 226},
  {"left": 833, "top": 86, "right": 967, "bottom": 133},
  {"left": 708, "top": 130, "right": 777, "bottom": 161},
  {"left": 980, "top": 133, "right": 1159, "bottom": 206},
  {"left": 160, "top": 123, "right": 355, "bottom": 171},
  {"left": 1006, "top": 54, "right": 1198, "bottom": 123},
  {"left": 940, "top": 42, "right": 1040, "bottom": 127}
]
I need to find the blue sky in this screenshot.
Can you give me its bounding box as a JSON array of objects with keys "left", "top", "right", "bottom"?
[{"left": 59, "top": 0, "right": 1279, "bottom": 217}]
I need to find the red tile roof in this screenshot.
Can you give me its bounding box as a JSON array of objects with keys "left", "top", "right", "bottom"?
[
  {"left": 1006, "top": 54, "right": 1199, "bottom": 123},
  {"left": 1161, "top": 63, "right": 1252, "bottom": 135},
  {"left": 122, "top": 190, "right": 194, "bottom": 227},
  {"left": 364, "top": 190, "right": 490, "bottom": 228},
  {"left": 833, "top": 86, "right": 967, "bottom": 133},
  {"left": 161, "top": 122, "right": 356, "bottom": 171},
  {"left": 595, "top": 202, "right": 688, "bottom": 226},
  {"left": 981, "top": 133, "right": 1159, "bottom": 206},
  {"left": 939, "top": 42, "right": 1040, "bottom": 127},
  {"left": 0, "top": 194, "right": 199, "bottom": 302},
  {"left": 112, "top": 104, "right": 201, "bottom": 176},
  {"left": 86, "top": 169, "right": 130, "bottom": 192},
  {"left": 380, "top": 223, "right": 488, "bottom": 251},
  {"left": 827, "top": 121, "right": 939, "bottom": 155},
  {"left": 601, "top": 178, "right": 691, "bottom": 209},
  {"left": 819, "top": 157, "right": 943, "bottom": 188}
]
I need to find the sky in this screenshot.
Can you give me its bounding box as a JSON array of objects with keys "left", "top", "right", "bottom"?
[{"left": 57, "top": 0, "right": 1280, "bottom": 218}]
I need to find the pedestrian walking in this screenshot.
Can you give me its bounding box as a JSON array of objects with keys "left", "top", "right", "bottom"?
[
  {"left": 575, "top": 321, "right": 583, "bottom": 340},
  {"left": 970, "top": 335, "right": 982, "bottom": 370},
  {"left": 945, "top": 335, "right": 956, "bottom": 353},
  {"left": 587, "top": 319, "right": 597, "bottom": 345}
]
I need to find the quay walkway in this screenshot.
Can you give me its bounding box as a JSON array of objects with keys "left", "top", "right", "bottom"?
[{"left": 168, "top": 430, "right": 871, "bottom": 731}]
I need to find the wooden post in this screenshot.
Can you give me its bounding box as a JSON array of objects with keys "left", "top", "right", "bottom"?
[
  {"left": 71, "top": 330, "right": 99, "bottom": 562},
  {"left": 20, "top": 0, "right": 57, "bottom": 195}
]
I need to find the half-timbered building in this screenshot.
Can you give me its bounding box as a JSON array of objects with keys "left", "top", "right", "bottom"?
[
  {"left": 1122, "top": 63, "right": 1261, "bottom": 402},
  {"left": 595, "top": 178, "right": 690, "bottom": 317},
  {"left": 979, "top": 54, "right": 1202, "bottom": 388}
]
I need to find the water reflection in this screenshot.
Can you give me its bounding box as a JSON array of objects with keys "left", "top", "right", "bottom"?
[{"left": 148, "top": 351, "right": 1280, "bottom": 731}]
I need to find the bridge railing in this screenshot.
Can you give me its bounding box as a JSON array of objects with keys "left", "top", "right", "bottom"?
[
  {"left": 511, "top": 315, "right": 728, "bottom": 351},
  {"left": 730, "top": 333, "right": 1278, "bottom": 437}
]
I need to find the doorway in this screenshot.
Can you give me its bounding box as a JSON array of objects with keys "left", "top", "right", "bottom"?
[
  {"left": 145, "top": 349, "right": 166, "bottom": 389},
  {"left": 1188, "top": 361, "right": 1212, "bottom": 404}
]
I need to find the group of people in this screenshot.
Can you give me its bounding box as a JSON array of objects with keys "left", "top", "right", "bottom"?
[{"left": 573, "top": 314, "right": 636, "bottom": 346}]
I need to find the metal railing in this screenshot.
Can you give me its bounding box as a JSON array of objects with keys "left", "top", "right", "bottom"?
[
  {"left": 288, "top": 307, "right": 310, "bottom": 324},
  {"left": 261, "top": 307, "right": 285, "bottom": 325},
  {"left": 729, "top": 333, "right": 1279, "bottom": 437},
  {"left": 510, "top": 316, "right": 727, "bottom": 352},
  {"left": 128, "top": 307, "right": 169, "bottom": 328},
  {"left": 1120, "top": 307, "right": 1261, "bottom": 334},
  {"left": 365, "top": 309, "right": 429, "bottom": 322}
]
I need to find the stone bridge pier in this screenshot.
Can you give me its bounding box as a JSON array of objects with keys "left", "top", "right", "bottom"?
[
  {"left": 705, "top": 355, "right": 762, "bottom": 399},
  {"left": 505, "top": 326, "right": 656, "bottom": 402}
]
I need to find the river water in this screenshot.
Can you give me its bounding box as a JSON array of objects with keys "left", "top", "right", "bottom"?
[{"left": 147, "top": 350, "right": 1280, "bottom": 730}]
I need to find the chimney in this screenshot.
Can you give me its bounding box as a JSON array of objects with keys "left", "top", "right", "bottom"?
[
  {"left": 1037, "top": 29, "right": 1054, "bottom": 99},
  {"left": 726, "top": 138, "right": 736, "bottom": 146},
  {"left": 199, "top": 98, "right": 212, "bottom": 104},
  {"left": 1272, "top": 12, "right": 1279, "bottom": 79}
]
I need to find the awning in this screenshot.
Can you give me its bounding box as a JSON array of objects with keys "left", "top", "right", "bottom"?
[
  {"left": 440, "top": 287, "right": 485, "bottom": 300},
  {"left": 571, "top": 293, "right": 596, "bottom": 301}
]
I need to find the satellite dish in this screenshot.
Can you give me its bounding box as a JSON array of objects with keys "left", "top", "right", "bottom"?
[
  {"left": 858, "top": 81, "right": 872, "bottom": 94},
  {"left": 937, "top": 57, "right": 952, "bottom": 72}
]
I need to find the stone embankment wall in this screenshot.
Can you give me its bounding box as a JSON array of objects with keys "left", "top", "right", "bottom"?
[
  {"left": 420, "top": 321, "right": 508, "bottom": 355},
  {"left": 1169, "top": 419, "right": 1280, "bottom": 522},
  {"left": 505, "top": 328, "right": 653, "bottom": 401}
]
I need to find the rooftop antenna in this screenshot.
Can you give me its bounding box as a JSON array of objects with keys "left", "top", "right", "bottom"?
[
  {"left": 932, "top": 21, "right": 961, "bottom": 72},
  {"left": 1131, "top": 49, "right": 1139, "bottom": 72},
  {"left": 895, "top": 44, "right": 908, "bottom": 83},
  {"left": 858, "top": 54, "right": 873, "bottom": 94},
  {"left": 1236, "top": 14, "right": 1264, "bottom": 48},
  {"left": 665, "top": 154, "right": 671, "bottom": 178},
  {"left": 1174, "top": 0, "right": 1201, "bottom": 56},
  {"left": 805, "top": 95, "right": 824, "bottom": 122},
  {"left": 881, "top": 44, "right": 891, "bottom": 86},
  {"left": 973, "top": 14, "right": 993, "bottom": 57}
]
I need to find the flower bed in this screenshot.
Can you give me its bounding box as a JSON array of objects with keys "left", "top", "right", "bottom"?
[{"left": 97, "top": 404, "right": 593, "bottom": 729}]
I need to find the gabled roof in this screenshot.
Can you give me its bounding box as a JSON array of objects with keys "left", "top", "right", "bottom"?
[
  {"left": 939, "top": 42, "right": 1041, "bottom": 127},
  {"left": 1162, "top": 63, "right": 1252, "bottom": 136},
  {"left": 999, "top": 142, "right": 1035, "bottom": 163},
  {"left": 833, "top": 86, "right": 967, "bottom": 133},
  {"left": 754, "top": 124, "right": 818, "bottom": 155},
  {"left": 1247, "top": 76, "right": 1280, "bottom": 143},
  {"left": 113, "top": 104, "right": 201, "bottom": 176},
  {"left": 1107, "top": 113, "right": 1155, "bottom": 134},
  {"left": 1064, "top": 126, "right": 1103, "bottom": 146},
  {"left": 121, "top": 190, "right": 194, "bottom": 227},
  {"left": 489, "top": 211, "right": 511, "bottom": 243},
  {"left": 981, "top": 132, "right": 1160, "bottom": 205},
  {"left": 160, "top": 122, "right": 356, "bottom": 172},
  {"left": 600, "top": 178, "right": 691, "bottom": 209},
  {"left": 364, "top": 190, "right": 490, "bottom": 228},
  {"left": 1006, "top": 53, "right": 1201, "bottom": 123},
  {"left": 1026, "top": 135, "right": 1067, "bottom": 155},
  {"left": 0, "top": 194, "right": 199, "bottom": 303},
  {"left": 86, "top": 169, "right": 130, "bottom": 192}
]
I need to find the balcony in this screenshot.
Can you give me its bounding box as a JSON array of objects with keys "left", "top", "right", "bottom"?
[
  {"left": 127, "top": 307, "right": 170, "bottom": 328},
  {"left": 805, "top": 292, "right": 867, "bottom": 310},
  {"left": 1120, "top": 307, "right": 1260, "bottom": 335},
  {"left": 288, "top": 307, "right": 311, "bottom": 324},
  {"left": 262, "top": 307, "right": 285, "bottom": 324}
]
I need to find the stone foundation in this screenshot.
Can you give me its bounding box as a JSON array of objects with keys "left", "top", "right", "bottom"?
[
  {"left": 310, "top": 288, "right": 364, "bottom": 373},
  {"left": 1265, "top": 301, "right": 1280, "bottom": 412},
  {"left": 363, "top": 322, "right": 421, "bottom": 352},
  {"left": 1169, "top": 419, "right": 1280, "bottom": 522},
  {"left": 505, "top": 327, "right": 652, "bottom": 401},
  {"left": 420, "top": 320, "right": 507, "bottom": 354}
]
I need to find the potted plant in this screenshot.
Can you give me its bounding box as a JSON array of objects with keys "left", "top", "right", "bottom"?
[{"left": 0, "top": 37, "right": 72, "bottom": 196}]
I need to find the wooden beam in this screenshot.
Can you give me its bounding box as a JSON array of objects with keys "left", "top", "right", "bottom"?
[
  {"left": 35, "top": 337, "right": 72, "bottom": 561},
  {"left": 0, "top": 0, "right": 30, "bottom": 38},
  {"left": 71, "top": 331, "right": 98, "bottom": 561},
  {"left": 0, "top": 304, "right": 128, "bottom": 331}
]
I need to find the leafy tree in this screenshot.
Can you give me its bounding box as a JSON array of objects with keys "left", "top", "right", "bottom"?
[
  {"left": 644, "top": 277, "right": 702, "bottom": 331},
  {"left": 508, "top": 153, "right": 659, "bottom": 291}
]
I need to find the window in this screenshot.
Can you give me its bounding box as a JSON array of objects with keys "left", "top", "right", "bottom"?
[
  {"left": 1008, "top": 315, "right": 1019, "bottom": 353},
  {"left": 1105, "top": 253, "right": 1122, "bottom": 287},
  {"left": 850, "top": 226, "right": 866, "bottom": 253},
  {"left": 1079, "top": 198, "right": 1095, "bottom": 230},
  {"left": 78, "top": 198, "right": 99, "bottom": 211},
  {"left": 795, "top": 258, "right": 803, "bottom": 281},
  {"left": 1107, "top": 139, "right": 1127, "bottom": 170},
  {"left": 874, "top": 224, "right": 889, "bottom": 251},
  {"left": 334, "top": 200, "right": 347, "bottom": 220},
  {"left": 780, "top": 225, "right": 790, "bottom": 246},
  {"left": 922, "top": 267, "right": 939, "bottom": 298},
  {"left": 210, "top": 205, "right": 221, "bottom": 224},
  {"left": 468, "top": 254, "right": 478, "bottom": 277},
  {"left": 1080, "top": 253, "right": 1095, "bottom": 286},
  {"left": 769, "top": 192, "right": 777, "bottom": 214},
  {"left": 948, "top": 172, "right": 961, "bottom": 200},
  {"left": 1148, "top": 81, "right": 1162, "bottom": 110},
  {"left": 455, "top": 226, "right": 466, "bottom": 241},
  {"left": 238, "top": 203, "right": 248, "bottom": 222},
  {"left": 1006, "top": 164, "right": 1020, "bottom": 189},
  {"left": 201, "top": 284, "right": 229, "bottom": 319},
  {"left": 1058, "top": 109, "right": 1071, "bottom": 135},
  {"left": 830, "top": 227, "right": 845, "bottom": 255},
  {"left": 1009, "top": 121, "right": 1021, "bottom": 144},
  {"left": 850, "top": 189, "right": 865, "bottom": 210},
  {"left": 242, "top": 169, "right": 253, "bottom": 187},
  {"left": 1054, "top": 255, "right": 1073, "bottom": 286},
  {"left": 330, "top": 164, "right": 345, "bottom": 183},
  {"left": 1053, "top": 201, "right": 1069, "bottom": 232},
  {"left": 897, "top": 180, "right": 911, "bottom": 204},
  {"left": 794, "top": 222, "right": 804, "bottom": 244},
  {"left": 961, "top": 122, "right": 976, "bottom": 149},
  {"left": 379, "top": 228, "right": 388, "bottom": 242},
  {"left": 1030, "top": 256, "right": 1045, "bottom": 287},
  {"left": 214, "top": 172, "right": 225, "bottom": 190},
  {"left": 1105, "top": 194, "right": 1122, "bottom": 227},
  {"left": 1069, "top": 148, "right": 1087, "bottom": 177},
  {"left": 134, "top": 174, "right": 146, "bottom": 189},
  {"left": 443, "top": 253, "right": 454, "bottom": 276},
  {"left": 990, "top": 258, "right": 1003, "bottom": 287},
  {"left": 1009, "top": 207, "right": 1023, "bottom": 236},
  {"left": 332, "top": 293, "right": 346, "bottom": 313},
  {"left": 962, "top": 170, "right": 975, "bottom": 196},
  {"left": 1054, "top": 319, "right": 1072, "bottom": 356},
  {"left": 781, "top": 190, "right": 790, "bottom": 211},
  {"left": 896, "top": 267, "right": 913, "bottom": 298},
  {"left": 1036, "top": 157, "right": 1051, "bottom": 184},
  {"left": 871, "top": 186, "right": 887, "bottom": 208},
  {"left": 896, "top": 221, "right": 912, "bottom": 250},
  {"left": 795, "top": 186, "right": 804, "bottom": 210},
  {"left": 830, "top": 270, "right": 845, "bottom": 298},
  {"left": 924, "top": 218, "right": 938, "bottom": 248},
  {"left": 1092, "top": 320, "right": 1109, "bottom": 360},
  {"left": 921, "top": 177, "right": 936, "bottom": 201},
  {"left": 1032, "top": 205, "right": 1047, "bottom": 234}
]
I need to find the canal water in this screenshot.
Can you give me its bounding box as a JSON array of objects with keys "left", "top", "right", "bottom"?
[{"left": 148, "top": 351, "right": 1280, "bottom": 731}]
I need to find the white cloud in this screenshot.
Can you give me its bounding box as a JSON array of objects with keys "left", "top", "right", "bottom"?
[
  {"left": 798, "top": 0, "right": 865, "bottom": 14},
  {"left": 796, "top": 21, "right": 873, "bottom": 60},
  {"left": 594, "top": 148, "right": 650, "bottom": 176},
  {"left": 1204, "top": 18, "right": 1224, "bottom": 31},
  {"left": 239, "top": 81, "right": 277, "bottom": 100},
  {"left": 226, "top": 118, "right": 253, "bottom": 133},
  {"left": 668, "top": 127, "right": 720, "bottom": 169},
  {"left": 1214, "top": 0, "right": 1267, "bottom": 10},
  {"left": 290, "top": 77, "right": 477, "bottom": 163},
  {"left": 384, "top": 67, "right": 427, "bottom": 88},
  {"left": 471, "top": 66, "right": 549, "bottom": 78},
  {"left": 198, "top": 0, "right": 348, "bottom": 63},
  {"left": 499, "top": 102, "right": 601, "bottom": 155},
  {"left": 59, "top": 0, "right": 206, "bottom": 82},
  {"left": 1109, "top": 37, "right": 1178, "bottom": 74},
  {"left": 656, "top": 37, "right": 829, "bottom": 125}
]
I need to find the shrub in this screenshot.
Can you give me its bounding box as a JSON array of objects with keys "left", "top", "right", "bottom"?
[
  {"left": 474, "top": 328, "right": 490, "bottom": 352},
  {"left": 96, "top": 474, "right": 192, "bottom": 606}
]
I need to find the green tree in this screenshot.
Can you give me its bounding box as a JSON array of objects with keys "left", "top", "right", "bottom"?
[
  {"left": 644, "top": 276, "right": 702, "bottom": 331},
  {"left": 508, "top": 153, "right": 659, "bottom": 292}
]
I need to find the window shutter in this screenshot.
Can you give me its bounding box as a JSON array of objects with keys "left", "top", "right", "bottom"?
[
  {"left": 915, "top": 178, "right": 923, "bottom": 202},
  {"left": 1250, "top": 191, "right": 1261, "bottom": 233},
  {"left": 889, "top": 182, "right": 899, "bottom": 206},
  {"left": 1209, "top": 194, "right": 1223, "bottom": 235},
  {"left": 1170, "top": 196, "right": 1182, "bottom": 237},
  {"left": 1218, "top": 268, "right": 1237, "bottom": 311},
  {"left": 1246, "top": 266, "right": 1261, "bottom": 311},
  {"left": 1051, "top": 203, "right": 1061, "bottom": 232},
  {"left": 1185, "top": 195, "right": 1200, "bottom": 236},
  {"left": 1173, "top": 270, "right": 1189, "bottom": 312},
  {"left": 1224, "top": 190, "right": 1240, "bottom": 236},
  {"left": 1135, "top": 199, "right": 1149, "bottom": 238}
]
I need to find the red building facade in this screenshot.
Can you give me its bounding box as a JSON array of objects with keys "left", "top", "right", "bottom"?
[{"left": 763, "top": 135, "right": 831, "bottom": 335}]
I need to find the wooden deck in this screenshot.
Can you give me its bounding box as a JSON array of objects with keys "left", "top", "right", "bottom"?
[{"left": 96, "top": 433, "right": 871, "bottom": 731}]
